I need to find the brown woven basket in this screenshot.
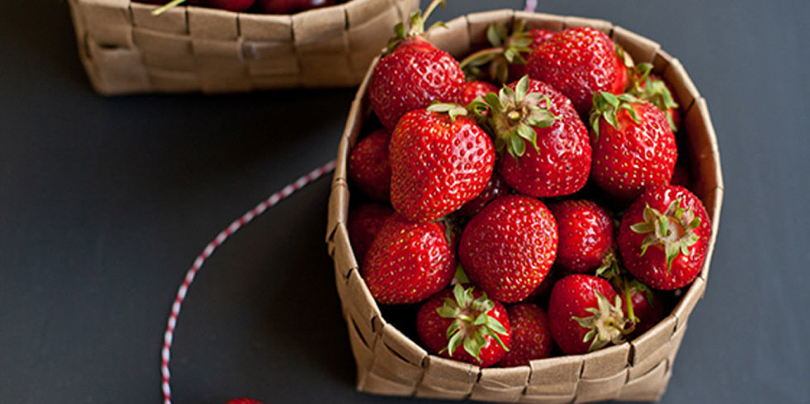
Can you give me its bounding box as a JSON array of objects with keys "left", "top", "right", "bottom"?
[
  {"left": 67, "top": 0, "right": 419, "bottom": 95},
  {"left": 326, "top": 9, "right": 723, "bottom": 403}
]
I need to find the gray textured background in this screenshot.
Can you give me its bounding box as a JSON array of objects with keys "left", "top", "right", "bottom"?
[{"left": 1, "top": 0, "right": 808, "bottom": 403}]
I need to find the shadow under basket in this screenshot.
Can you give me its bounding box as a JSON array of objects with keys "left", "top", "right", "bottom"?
[
  {"left": 325, "top": 9, "right": 724, "bottom": 403},
  {"left": 67, "top": 0, "right": 419, "bottom": 95}
]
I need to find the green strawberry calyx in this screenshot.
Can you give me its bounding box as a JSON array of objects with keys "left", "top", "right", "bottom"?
[
  {"left": 427, "top": 102, "right": 469, "bottom": 122},
  {"left": 458, "top": 20, "right": 536, "bottom": 84},
  {"left": 436, "top": 284, "right": 509, "bottom": 363},
  {"left": 470, "top": 75, "right": 560, "bottom": 161},
  {"left": 628, "top": 63, "right": 680, "bottom": 132},
  {"left": 387, "top": 0, "right": 447, "bottom": 53},
  {"left": 589, "top": 91, "right": 643, "bottom": 141},
  {"left": 630, "top": 197, "right": 702, "bottom": 273},
  {"left": 596, "top": 257, "right": 652, "bottom": 325},
  {"left": 572, "top": 291, "right": 634, "bottom": 352}
]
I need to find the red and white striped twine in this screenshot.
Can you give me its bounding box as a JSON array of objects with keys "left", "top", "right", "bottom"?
[
  {"left": 161, "top": 1, "right": 540, "bottom": 399},
  {"left": 160, "top": 159, "right": 336, "bottom": 404}
]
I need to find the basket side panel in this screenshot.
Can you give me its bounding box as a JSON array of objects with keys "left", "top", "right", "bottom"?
[
  {"left": 466, "top": 9, "right": 515, "bottom": 49},
  {"left": 415, "top": 356, "right": 479, "bottom": 399},
  {"left": 427, "top": 16, "right": 471, "bottom": 60},
  {"left": 616, "top": 360, "right": 668, "bottom": 401},
  {"left": 187, "top": 6, "right": 239, "bottom": 40},
  {"left": 526, "top": 356, "right": 582, "bottom": 396},
  {"left": 130, "top": 3, "right": 187, "bottom": 34},
  {"left": 512, "top": 11, "right": 565, "bottom": 32}
]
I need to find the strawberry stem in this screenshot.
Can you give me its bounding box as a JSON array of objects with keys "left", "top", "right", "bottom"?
[
  {"left": 459, "top": 48, "right": 506, "bottom": 70},
  {"left": 152, "top": 0, "right": 185, "bottom": 15}
]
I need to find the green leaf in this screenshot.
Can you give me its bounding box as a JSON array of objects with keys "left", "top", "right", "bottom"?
[
  {"left": 489, "top": 330, "right": 509, "bottom": 351},
  {"left": 602, "top": 92, "right": 620, "bottom": 107},
  {"left": 510, "top": 135, "right": 526, "bottom": 157},
  {"left": 463, "top": 334, "right": 482, "bottom": 360},
  {"left": 515, "top": 75, "right": 530, "bottom": 101},
  {"left": 474, "top": 312, "right": 488, "bottom": 326},
  {"left": 630, "top": 222, "right": 654, "bottom": 234},
  {"left": 484, "top": 92, "right": 504, "bottom": 112},
  {"left": 487, "top": 24, "right": 502, "bottom": 47},
  {"left": 486, "top": 316, "right": 508, "bottom": 335},
  {"left": 665, "top": 242, "right": 680, "bottom": 273},
  {"left": 447, "top": 330, "right": 463, "bottom": 356},
  {"left": 453, "top": 284, "right": 467, "bottom": 307},
  {"left": 437, "top": 306, "right": 457, "bottom": 318}
]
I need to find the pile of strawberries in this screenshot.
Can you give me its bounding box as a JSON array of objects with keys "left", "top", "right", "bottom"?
[{"left": 347, "top": 1, "right": 711, "bottom": 367}]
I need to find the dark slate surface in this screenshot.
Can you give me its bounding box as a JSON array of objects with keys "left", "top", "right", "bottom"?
[{"left": 0, "top": 0, "right": 808, "bottom": 403}]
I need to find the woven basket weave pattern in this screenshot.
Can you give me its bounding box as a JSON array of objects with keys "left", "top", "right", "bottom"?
[
  {"left": 68, "top": 0, "right": 420, "bottom": 94},
  {"left": 326, "top": 9, "right": 723, "bottom": 403}
]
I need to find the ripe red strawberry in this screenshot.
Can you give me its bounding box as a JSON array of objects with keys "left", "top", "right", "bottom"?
[
  {"left": 363, "top": 214, "right": 456, "bottom": 304},
  {"left": 508, "top": 28, "right": 555, "bottom": 82},
  {"left": 548, "top": 200, "right": 615, "bottom": 273},
  {"left": 499, "top": 303, "right": 553, "bottom": 367},
  {"left": 456, "top": 170, "right": 509, "bottom": 217},
  {"left": 347, "top": 203, "right": 393, "bottom": 263},
  {"left": 670, "top": 159, "right": 692, "bottom": 188},
  {"left": 369, "top": 1, "right": 465, "bottom": 131},
  {"left": 256, "top": 0, "right": 335, "bottom": 14},
  {"left": 618, "top": 185, "right": 711, "bottom": 290},
  {"left": 460, "top": 81, "right": 499, "bottom": 106},
  {"left": 348, "top": 129, "right": 391, "bottom": 201},
  {"left": 459, "top": 194, "right": 558, "bottom": 303},
  {"left": 628, "top": 63, "right": 681, "bottom": 132},
  {"left": 224, "top": 398, "right": 262, "bottom": 404},
  {"left": 548, "top": 274, "right": 632, "bottom": 355},
  {"left": 204, "top": 0, "right": 255, "bottom": 11},
  {"left": 474, "top": 76, "right": 591, "bottom": 198},
  {"left": 389, "top": 107, "right": 494, "bottom": 222},
  {"left": 417, "top": 284, "right": 511, "bottom": 367},
  {"left": 589, "top": 92, "right": 677, "bottom": 201},
  {"left": 527, "top": 27, "right": 628, "bottom": 114}
]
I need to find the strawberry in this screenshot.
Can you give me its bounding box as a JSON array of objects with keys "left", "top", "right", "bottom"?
[
  {"left": 548, "top": 274, "right": 632, "bottom": 355},
  {"left": 256, "top": 0, "right": 335, "bottom": 14},
  {"left": 389, "top": 107, "right": 495, "bottom": 222},
  {"left": 628, "top": 63, "right": 681, "bottom": 132},
  {"left": 456, "top": 170, "right": 509, "bottom": 217},
  {"left": 618, "top": 185, "right": 711, "bottom": 290},
  {"left": 459, "top": 194, "right": 558, "bottom": 303},
  {"left": 417, "top": 284, "right": 511, "bottom": 367},
  {"left": 474, "top": 76, "right": 591, "bottom": 198},
  {"left": 670, "top": 159, "right": 692, "bottom": 188},
  {"left": 589, "top": 92, "right": 677, "bottom": 201},
  {"left": 508, "top": 28, "right": 555, "bottom": 82},
  {"left": 369, "top": 1, "right": 465, "bottom": 131},
  {"left": 204, "top": 0, "right": 255, "bottom": 11},
  {"left": 460, "top": 81, "right": 498, "bottom": 106},
  {"left": 224, "top": 399, "right": 262, "bottom": 404},
  {"left": 348, "top": 129, "right": 391, "bottom": 201},
  {"left": 499, "top": 303, "right": 553, "bottom": 367},
  {"left": 363, "top": 214, "right": 456, "bottom": 304},
  {"left": 527, "top": 27, "right": 628, "bottom": 114},
  {"left": 548, "top": 200, "right": 615, "bottom": 274},
  {"left": 347, "top": 203, "right": 393, "bottom": 263}
]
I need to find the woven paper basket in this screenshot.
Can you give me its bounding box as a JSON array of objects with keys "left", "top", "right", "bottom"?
[
  {"left": 67, "top": 0, "right": 419, "bottom": 95},
  {"left": 326, "top": 9, "right": 723, "bottom": 403}
]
